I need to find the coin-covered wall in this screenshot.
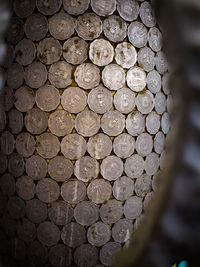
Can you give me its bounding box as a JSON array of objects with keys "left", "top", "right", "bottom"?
[{"left": 0, "top": 0, "right": 171, "bottom": 266}]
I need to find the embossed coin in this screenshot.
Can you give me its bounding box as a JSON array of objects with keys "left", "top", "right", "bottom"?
[
  {"left": 145, "top": 152, "right": 160, "bottom": 175},
  {"left": 25, "top": 108, "right": 48, "bottom": 135},
  {"left": 8, "top": 152, "right": 24, "bottom": 177},
  {"left": 100, "top": 242, "right": 121, "bottom": 266},
  {"left": 74, "top": 156, "right": 99, "bottom": 182},
  {"left": 6, "top": 17, "right": 24, "bottom": 44},
  {"left": 135, "top": 174, "right": 152, "bottom": 198},
  {"left": 48, "top": 61, "right": 72, "bottom": 88},
  {"left": 15, "top": 39, "right": 36, "bottom": 66},
  {"left": 36, "top": 133, "right": 60, "bottom": 159},
  {"left": 16, "top": 132, "right": 36, "bottom": 157},
  {"left": 114, "top": 87, "right": 135, "bottom": 114},
  {"left": 8, "top": 109, "right": 23, "bottom": 134},
  {"left": 91, "top": 0, "right": 116, "bottom": 16},
  {"left": 49, "top": 244, "right": 73, "bottom": 267},
  {"left": 113, "top": 133, "right": 135, "bottom": 158},
  {"left": 87, "top": 179, "right": 112, "bottom": 204},
  {"left": 7, "top": 63, "right": 24, "bottom": 89},
  {"left": 126, "top": 66, "right": 146, "bottom": 92},
  {"left": 26, "top": 155, "right": 47, "bottom": 180},
  {"left": 48, "top": 200, "right": 73, "bottom": 225},
  {"left": 155, "top": 92, "right": 167, "bottom": 114},
  {"left": 148, "top": 27, "right": 162, "bottom": 52},
  {"left": 161, "top": 112, "right": 170, "bottom": 134},
  {"left": 24, "top": 61, "right": 47, "bottom": 89},
  {"left": 61, "top": 222, "right": 86, "bottom": 248},
  {"left": 36, "top": 178, "right": 60, "bottom": 203},
  {"left": 61, "top": 180, "right": 86, "bottom": 204},
  {"left": 137, "top": 47, "right": 155, "bottom": 72},
  {"left": 63, "top": 0, "right": 90, "bottom": 15},
  {"left": 87, "top": 222, "right": 111, "bottom": 247},
  {"left": 26, "top": 198, "right": 47, "bottom": 223},
  {"left": 124, "top": 196, "right": 143, "bottom": 219},
  {"left": 16, "top": 176, "right": 35, "bottom": 200},
  {"left": 14, "top": 0, "right": 36, "bottom": 18},
  {"left": 74, "top": 244, "right": 98, "bottom": 267},
  {"left": 101, "top": 155, "right": 123, "bottom": 181},
  {"left": 117, "top": 0, "right": 139, "bottom": 21},
  {"left": 135, "top": 132, "right": 153, "bottom": 157},
  {"left": 100, "top": 199, "right": 123, "bottom": 224},
  {"left": 155, "top": 51, "right": 168, "bottom": 74},
  {"left": 113, "top": 176, "right": 134, "bottom": 201},
  {"left": 128, "top": 21, "right": 147, "bottom": 48},
  {"left": 36, "top": 85, "right": 60, "bottom": 112},
  {"left": 48, "top": 156, "right": 73, "bottom": 182},
  {"left": 8, "top": 196, "right": 25, "bottom": 219},
  {"left": 112, "top": 218, "right": 133, "bottom": 243},
  {"left": 0, "top": 131, "right": 15, "bottom": 155},
  {"left": 139, "top": 1, "right": 156, "bottom": 28},
  {"left": 115, "top": 42, "right": 137, "bottom": 69},
  {"left": 74, "top": 201, "right": 99, "bottom": 226},
  {"left": 16, "top": 218, "right": 36, "bottom": 243},
  {"left": 154, "top": 131, "right": 165, "bottom": 154},
  {"left": 135, "top": 90, "right": 154, "bottom": 114},
  {"left": 146, "top": 111, "right": 160, "bottom": 134},
  {"left": 36, "top": 0, "right": 62, "bottom": 15},
  {"left": 101, "top": 110, "right": 125, "bottom": 136},
  {"left": 162, "top": 73, "right": 170, "bottom": 95},
  {"left": 125, "top": 154, "right": 144, "bottom": 178},
  {"left": 37, "top": 221, "right": 60, "bottom": 246},
  {"left": 146, "top": 69, "right": 161, "bottom": 94},
  {"left": 27, "top": 241, "right": 48, "bottom": 266},
  {"left": 14, "top": 86, "right": 35, "bottom": 113},
  {"left": 102, "top": 64, "right": 125, "bottom": 91}
]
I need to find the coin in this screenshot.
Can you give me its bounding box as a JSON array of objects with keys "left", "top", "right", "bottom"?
[
  {"left": 7, "top": 196, "right": 25, "bottom": 219},
  {"left": 36, "top": 132, "right": 58, "bottom": 159},
  {"left": 139, "top": 1, "right": 156, "bottom": 28},
  {"left": 15, "top": 39, "right": 36, "bottom": 66},
  {"left": 61, "top": 222, "right": 86, "bottom": 248},
  {"left": 48, "top": 110, "right": 74, "bottom": 137},
  {"left": 0, "top": 193, "right": 7, "bottom": 215},
  {"left": 88, "top": 86, "right": 113, "bottom": 114},
  {"left": 7, "top": 63, "right": 24, "bottom": 89},
  {"left": 16, "top": 218, "right": 36, "bottom": 242},
  {"left": 154, "top": 131, "right": 165, "bottom": 154},
  {"left": 87, "top": 179, "right": 112, "bottom": 204},
  {"left": 74, "top": 156, "right": 99, "bottom": 182},
  {"left": 144, "top": 191, "right": 154, "bottom": 211},
  {"left": 146, "top": 69, "right": 161, "bottom": 94},
  {"left": 0, "top": 173, "right": 15, "bottom": 197},
  {"left": 162, "top": 73, "right": 170, "bottom": 95},
  {"left": 117, "top": 0, "right": 139, "bottom": 21},
  {"left": 124, "top": 196, "right": 143, "bottom": 219},
  {"left": 100, "top": 242, "right": 121, "bottom": 266},
  {"left": 25, "top": 108, "right": 48, "bottom": 135},
  {"left": 126, "top": 66, "right": 146, "bottom": 92},
  {"left": 61, "top": 180, "right": 86, "bottom": 204},
  {"left": 112, "top": 176, "right": 134, "bottom": 201},
  {"left": 74, "top": 201, "right": 99, "bottom": 226},
  {"left": 135, "top": 90, "right": 154, "bottom": 114},
  {"left": 36, "top": 178, "right": 60, "bottom": 203},
  {"left": 152, "top": 170, "right": 160, "bottom": 192},
  {"left": 75, "top": 110, "right": 100, "bottom": 137},
  {"left": 37, "top": 221, "right": 60, "bottom": 246},
  {"left": 26, "top": 155, "right": 47, "bottom": 180},
  {"left": 8, "top": 152, "right": 24, "bottom": 177},
  {"left": 61, "top": 134, "right": 87, "bottom": 160},
  {"left": 48, "top": 156, "right": 73, "bottom": 182},
  {"left": 0, "top": 109, "right": 6, "bottom": 133},
  {"left": 24, "top": 61, "right": 47, "bottom": 89},
  {"left": 89, "top": 39, "right": 114, "bottom": 66},
  {"left": 155, "top": 51, "right": 168, "bottom": 74},
  {"left": 0, "top": 151, "right": 7, "bottom": 174},
  {"left": 161, "top": 112, "right": 170, "bottom": 134},
  {"left": 128, "top": 21, "right": 147, "bottom": 48},
  {"left": 137, "top": 47, "right": 155, "bottom": 72},
  {"left": 25, "top": 198, "right": 47, "bottom": 223},
  {"left": 48, "top": 61, "right": 72, "bottom": 88},
  {"left": 27, "top": 241, "right": 48, "bottom": 266},
  {"left": 74, "top": 63, "right": 100, "bottom": 90},
  {"left": 145, "top": 152, "right": 160, "bottom": 175},
  {"left": 49, "top": 244, "right": 73, "bottom": 267},
  {"left": 36, "top": 85, "right": 60, "bottom": 112},
  {"left": 126, "top": 111, "right": 145, "bottom": 136},
  {"left": 14, "top": 86, "right": 35, "bottom": 113},
  {"left": 102, "top": 64, "right": 125, "bottom": 91},
  {"left": 112, "top": 218, "right": 133, "bottom": 244},
  {"left": 48, "top": 200, "right": 73, "bottom": 225},
  {"left": 74, "top": 244, "right": 98, "bottom": 267},
  {"left": 148, "top": 27, "right": 162, "bottom": 52},
  {"left": 6, "top": 17, "right": 24, "bottom": 44},
  {"left": 135, "top": 174, "right": 151, "bottom": 197},
  {"left": 135, "top": 132, "right": 153, "bottom": 157},
  {"left": 115, "top": 42, "right": 137, "bottom": 69},
  {"left": 8, "top": 109, "right": 23, "bottom": 134},
  {"left": 49, "top": 13, "right": 74, "bottom": 40},
  {"left": 101, "top": 155, "right": 123, "bottom": 181},
  {"left": 155, "top": 92, "right": 167, "bottom": 114},
  {"left": 16, "top": 132, "right": 36, "bottom": 157},
  {"left": 0, "top": 131, "right": 15, "bottom": 155},
  {"left": 101, "top": 110, "right": 125, "bottom": 136},
  {"left": 114, "top": 88, "right": 135, "bottom": 114},
  {"left": 36, "top": 0, "right": 62, "bottom": 15},
  {"left": 63, "top": 0, "right": 90, "bottom": 15},
  {"left": 146, "top": 111, "right": 160, "bottom": 134},
  {"left": 113, "top": 133, "right": 135, "bottom": 158},
  {"left": 100, "top": 199, "right": 123, "bottom": 224},
  {"left": 87, "top": 133, "right": 112, "bottom": 160},
  {"left": 16, "top": 175, "right": 36, "bottom": 200},
  {"left": 91, "top": 0, "right": 116, "bottom": 16},
  {"left": 24, "top": 13, "right": 48, "bottom": 41},
  {"left": 75, "top": 13, "right": 102, "bottom": 41},
  {"left": 87, "top": 222, "right": 111, "bottom": 247},
  {"left": 9, "top": 237, "right": 26, "bottom": 261},
  {"left": 124, "top": 154, "right": 144, "bottom": 178},
  {"left": 1, "top": 86, "right": 14, "bottom": 111},
  {"left": 14, "top": 0, "right": 36, "bottom": 18}
]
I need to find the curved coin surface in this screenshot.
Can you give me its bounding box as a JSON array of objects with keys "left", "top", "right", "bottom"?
[
  {"left": 115, "top": 42, "right": 137, "bottom": 69},
  {"left": 102, "top": 64, "right": 125, "bottom": 91},
  {"left": 36, "top": 85, "right": 60, "bottom": 112},
  {"left": 36, "top": 133, "right": 60, "bottom": 159},
  {"left": 74, "top": 156, "right": 99, "bottom": 182},
  {"left": 48, "top": 156, "right": 73, "bottom": 182},
  {"left": 101, "top": 110, "right": 125, "bottom": 136},
  {"left": 100, "top": 155, "right": 123, "bottom": 181},
  {"left": 114, "top": 87, "right": 135, "bottom": 114},
  {"left": 87, "top": 179, "right": 111, "bottom": 204},
  {"left": 113, "top": 133, "right": 135, "bottom": 158}
]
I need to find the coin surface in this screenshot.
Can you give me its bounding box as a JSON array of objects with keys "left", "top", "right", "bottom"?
[
  {"left": 124, "top": 196, "right": 143, "bottom": 219},
  {"left": 36, "top": 85, "right": 60, "bottom": 112},
  {"left": 16, "top": 132, "right": 36, "bottom": 157},
  {"left": 155, "top": 92, "right": 167, "bottom": 114},
  {"left": 61, "top": 180, "right": 86, "bottom": 204},
  {"left": 14, "top": 86, "right": 35, "bottom": 113},
  {"left": 7, "top": 63, "right": 24, "bottom": 89},
  {"left": 139, "top": 1, "right": 156, "bottom": 28},
  {"left": 117, "top": 0, "right": 139, "bottom": 21},
  {"left": 100, "top": 199, "right": 123, "bottom": 224},
  {"left": 36, "top": 0, "right": 62, "bottom": 15},
  {"left": 124, "top": 154, "right": 144, "bottom": 178},
  {"left": 74, "top": 244, "right": 98, "bottom": 267},
  {"left": 137, "top": 46, "right": 155, "bottom": 72},
  {"left": 101, "top": 155, "right": 123, "bottom": 181},
  {"left": 25, "top": 108, "right": 48, "bottom": 135},
  {"left": 25, "top": 198, "right": 47, "bottom": 223},
  {"left": 146, "top": 111, "right": 160, "bottom": 134},
  {"left": 7, "top": 196, "right": 25, "bottom": 219},
  {"left": 113, "top": 133, "right": 135, "bottom": 158},
  {"left": 135, "top": 90, "right": 154, "bottom": 114},
  {"left": 6, "top": 17, "right": 24, "bottom": 44},
  {"left": 36, "top": 178, "right": 60, "bottom": 203},
  {"left": 48, "top": 156, "right": 73, "bottom": 182},
  {"left": 49, "top": 244, "right": 73, "bottom": 267},
  {"left": 24, "top": 61, "right": 47, "bottom": 89},
  {"left": 126, "top": 111, "right": 145, "bottom": 136},
  {"left": 0, "top": 109, "right": 6, "bottom": 133},
  {"left": 15, "top": 39, "right": 36, "bottom": 66},
  {"left": 145, "top": 152, "right": 160, "bottom": 175},
  {"left": 0, "top": 173, "right": 15, "bottom": 197},
  {"left": 16, "top": 218, "right": 36, "bottom": 243},
  {"left": 37, "top": 221, "right": 60, "bottom": 246},
  {"left": 87, "top": 179, "right": 111, "bottom": 204},
  {"left": 74, "top": 156, "right": 99, "bottom": 182},
  {"left": 112, "top": 176, "right": 134, "bottom": 201},
  {"left": 8, "top": 152, "right": 24, "bottom": 177},
  {"left": 100, "top": 242, "right": 121, "bottom": 266},
  {"left": 74, "top": 201, "right": 99, "bottom": 226},
  {"left": 101, "top": 110, "right": 125, "bottom": 136},
  {"left": 26, "top": 155, "right": 47, "bottom": 180},
  {"left": 135, "top": 132, "right": 153, "bottom": 157},
  {"left": 155, "top": 51, "right": 168, "bottom": 74},
  {"left": 148, "top": 27, "right": 162, "bottom": 52},
  {"left": 61, "top": 222, "right": 86, "bottom": 248},
  {"left": 0, "top": 131, "right": 15, "bottom": 155},
  {"left": 36, "top": 133, "right": 60, "bottom": 159},
  {"left": 154, "top": 131, "right": 165, "bottom": 154},
  {"left": 161, "top": 112, "right": 170, "bottom": 134},
  {"left": 16, "top": 176, "right": 36, "bottom": 200},
  {"left": 126, "top": 66, "right": 146, "bottom": 92},
  {"left": 114, "top": 87, "right": 135, "bottom": 114},
  {"left": 63, "top": 0, "right": 90, "bottom": 15},
  {"left": 111, "top": 218, "right": 133, "bottom": 243},
  {"left": 1, "top": 86, "right": 14, "bottom": 112},
  {"left": 135, "top": 174, "right": 152, "bottom": 198},
  {"left": 146, "top": 69, "right": 161, "bottom": 94},
  {"left": 8, "top": 109, "right": 23, "bottom": 134},
  {"left": 87, "top": 221, "right": 111, "bottom": 247},
  {"left": 115, "top": 42, "right": 137, "bottom": 69},
  {"left": 128, "top": 21, "right": 147, "bottom": 48},
  {"left": 27, "top": 241, "right": 48, "bottom": 266},
  {"left": 162, "top": 73, "right": 170, "bottom": 95},
  {"left": 14, "top": 0, "right": 36, "bottom": 18},
  {"left": 91, "top": 0, "right": 116, "bottom": 16},
  {"left": 48, "top": 200, "right": 73, "bottom": 225},
  {"left": 102, "top": 64, "right": 125, "bottom": 91},
  {"left": 0, "top": 152, "right": 7, "bottom": 174}
]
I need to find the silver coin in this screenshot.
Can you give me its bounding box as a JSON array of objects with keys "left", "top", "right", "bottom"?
[
  {"left": 36, "top": 178, "right": 60, "bottom": 203},
  {"left": 2, "top": 44, "right": 15, "bottom": 69},
  {"left": 24, "top": 13, "right": 48, "bottom": 41},
  {"left": 63, "top": 0, "right": 90, "bottom": 15},
  {"left": 155, "top": 92, "right": 167, "bottom": 114},
  {"left": 26, "top": 198, "right": 47, "bottom": 223},
  {"left": 87, "top": 179, "right": 111, "bottom": 204},
  {"left": 128, "top": 21, "right": 147, "bottom": 48},
  {"left": 48, "top": 156, "right": 73, "bottom": 182},
  {"left": 155, "top": 51, "right": 168, "bottom": 74},
  {"left": 75, "top": 13, "right": 102, "bottom": 41},
  {"left": 102, "top": 64, "right": 125, "bottom": 91},
  {"left": 7, "top": 63, "right": 24, "bottom": 89},
  {"left": 36, "top": 0, "right": 62, "bottom": 15},
  {"left": 113, "top": 133, "right": 135, "bottom": 159},
  {"left": 144, "top": 191, "right": 154, "bottom": 211},
  {"left": 135, "top": 90, "right": 154, "bottom": 114},
  {"left": 135, "top": 132, "right": 153, "bottom": 157},
  {"left": 8, "top": 109, "right": 23, "bottom": 134},
  {"left": 115, "top": 42, "right": 137, "bottom": 69},
  {"left": 6, "top": 17, "right": 24, "bottom": 44},
  {"left": 74, "top": 244, "right": 98, "bottom": 267},
  {"left": 36, "top": 133, "right": 60, "bottom": 159},
  {"left": 74, "top": 63, "right": 100, "bottom": 90},
  {"left": 24, "top": 61, "right": 47, "bottom": 89},
  {"left": 117, "top": 0, "right": 139, "bottom": 21},
  {"left": 103, "top": 15, "right": 127, "bottom": 43},
  {"left": 135, "top": 174, "right": 151, "bottom": 197},
  {"left": 14, "top": 0, "right": 36, "bottom": 18},
  {"left": 126, "top": 66, "right": 146, "bottom": 92},
  {"left": 14, "top": 86, "right": 35, "bottom": 113},
  {"left": 89, "top": 39, "right": 114, "bottom": 66},
  {"left": 74, "top": 201, "right": 99, "bottom": 226},
  {"left": 137, "top": 47, "right": 155, "bottom": 72},
  {"left": 139, "top": 1, "right": 156, "bottom": 28},
  {"left": 0, "top": 131, "right": 15, "bottom": 155},
  {"left": 145, "top": 152, "right": 160, "bottom": 175},
  {"left": 0, "top": 109, "right": 6, "bottom": 133},
  {"left": 74, "top": 156, "right": 99, "bottom": 182},
  {"left": 16, "top": 175, "right": 35, "bottom": 200},
  {"left": 148, "top": 27, "right": 162, "bottom": 52},
  {"left": 101, "top": 155, "right": 123, "bottom": 181},
  {"left": 126, "top": 111, "right": 145, "bottom": 136},
  {"left": 87, "top": 221, "right": 111, "bottom": 247},
  {"left": 101, "top": 110, "right": 125, "bottom": 136},
  {"left": 61, "top": 179, "right": 86, "bottom": 204},
  {"left": 0, "top": 151, "right": 7, "bottom": 174},
  {"left": 91, "top": 0, "right": 116, "bottom": 16},
  {"left": 61, "top": 134, "right": 87, "bottom": 160},
  {"left": 25, "top": 108, "right": 48, "bottom": 135},
  {"left": 146, "top": 111, "right": 160, "bottom": 134},
  {"left": 154, "top": 131, "right": 165, "bottom": 154},
  {"left": 8, "top": 152, "right": 24, "bottom": 177},
  {"left": 61, "top": 222, "right": 86, "bottom": 248},
  {"left": 9, "top": 237, "right": 26, "bottom": 261},
  {"left": 37, "top": 221, "right": 60, "bottom": 246},
  {"left": 0, "top": 173, "right": 15, "bottom": 197},
  {"left": 26, "top": 155, "right": 47, "bottom": 180},
  {"left": 16, "top": 132, "right": 35, "bottom": 157},
  {"left": 48, "top": 200, "right": 73, "bottom": 225},
  {"left": 49, "top": 244, "right": 73, "bottom": 267},
  {"left": 112, "top": 218, "right": 133, "bottom": 243},
  {"left": 1, "top": 86, "right": 14, "bottom": 111},
  {"left": 99, "top": 242, "right": 121, "bottom": 266},
  {"left": 100, "top": 199, "right": 123, "bottom": 224},
  {"left": 7, "top": 196, "right": 25, "bottom": 219},
  {"left": 124, "top": 196, "right": 143, "bottom": 219},
  {"left": 16, "top": 218, "right": 36, "bottom": 243},
  {"left": 114, "top": 87, "right": 135, "bottom": 114},
  {"left": 75, "top": 110, "right": 100, "bottom": 137},
  {"left": 87, "top": 133, "right": 112, "bottom": 160},
  {"left": 124, "top": 154, "right": 144, "bottom": 178},
  {"left": 146, "top": 69, "right": 161, "bottom": 94},
  {"left": 15, "top": 39, "right": 36, "bottom": 66},
  {"left": 161, "top": 112, "right": 170, "bottom": 134},
  {"left": 49, "top": 13, "right": 74, "bottom": 40},
  {"left": 162, "top": 72, "right": 170, "bottom": 95},
  {"left": 112, "top": 176, "right": 134, "bottom": 201},
  {"left": 27, "top": 241, "right": 48, "bottom": 266},
  {"left": 88, "top": 86, "right": 113, "bottom": 114}
]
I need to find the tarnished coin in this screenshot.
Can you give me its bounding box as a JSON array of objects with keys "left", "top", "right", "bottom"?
[
  {"left": 89, "top": 39, "right": 114, "bottom": 66},
  {"left": 37, "top": 221, "right": 60, "bottom": 246},
  {"left": 91, "top": 0, "right": 116, "bottom": 16},
  {"left": 87, "top": 222, "right": 111, "bottom": 247},
  {"left": 115, "top": 42, "right": 137, "bottom": 69},
  {"left": 126, "top": 111, "right": 145, "bottom": 136},
  {"left": 14, "top": 86, "right": 35, "bottom": 113},
  {"left": 101, "top": 155, "right": 123, "bottom": 181},
  {"left": 27, "top": 241, "right": 48, "bottom": 266},
  {"left": 114, "top": 88, "right": 135, "bottom": 114},
  {"left": 135, "top": 174, "right": 151, "bottom": 197},
  {"left": 49, "top": 244, "right": 73, "bottom": 267},
  {"left": 6, "top": 17, "right": 24, "bottom": 44},
  {"left": 146, "top": 70, "right": 161, "bottom": 94},
  {"left": 144, "top": 191, "right": 154, "bottom": 211},
  {"left": 139, "top": 1, "right": 156, "bottom": 28},
  {"left": 16, "top": 176, "right": 35, "bottom": 200},
  {"left": 8, "top": 152, "right": 24, "bottom": 177},
  {"left": 0, "top": 151, "right": 7, "bottom": 174},
  {"left": 74, "top": 63, "right": 100, "bottom": 90},
  {"left": 7, "top": 63, "right": 24, "bottom": 89},
  {"left": 100, "top": 199, "right": 123, "bottom": 224},
  {"left": 146, "top": 111, "right": 160, "bottom": 135},
  {"left": 75, "top": 13, "right": 102, "bottom": 41},
  {"left": 124, "top": 196, "right": 143, "bottom": 219},
  {"left": 103, "top": 15, "right": 127, "bottom": 43},
  {"left": 36, "top": 133, "right": 60, "bottom": 159},
  {"left": 75, "top": 110, "right": 100, "bottom": 137},
  {"left": 36, "top": 178, "right": 60, "bottom": 203},
  {"left": 1, "top": 86, "right": 14, "bottom": 111},
  {"left": 145, "top": 152, "right": 160, "bottom": 175},
  {"left": 14, "top": 0, "right": 36, "bottom": 18},
  {"left": 125, "top": 154, "right": 144, "bottom": 178},
  {"left": 87, "top": 133, "right": 112, "bottom": 160},
  {"left": 63, "top": 0, "right": 90, "bottom": 15},
  {"left": 135, "top": 90, "right": 154, "bottom": 114},
  {"left": 117, "top": 0, "right": 139, "bottom": 21},
  {"left": 100, "top": 242, "right": 121, "bottom": 266},
  {"left": 113, "top": 133, "right": 135, "bottom": 158},
  {"left": 128, "top": 21, "right": 147, "bottom": 48},
  {"left": 87, "top": 179, "right": 112, "bottom": 204},
  {"left": 8, "top": 196, "right": 25, "bottom": 219},
  {"left": 74, "top": 156, "right": 99, "bottom": 182},
  {"left": 25, "top": 108, "right": 48, "bottom": 135},
  {"left": 26, "top": 198, "right": 47, "bottom": 223},
  {"left": 0, "top": 109, "right": 6, "bottom": 133},
  {"left": 138, "top": 47, "right": 155, "bottom": 72},
  {"left": 63, "top": 37, "right": 88, "bottom": 65},
  {"left": 8, "top": 109, "right": 23, "bottom": 134},
  {"left": 61, "top": 134, "right": 87, "bottom": 160},
  {"left": 24, "top": 13, "right": 48, "bottom": 41},
  {"left": 0, "top": 131, "right": 15, "bottom": 155},
  {"left": 61, "top": 180, "right": 86, "bottom": 204},
  {"left": 36, "top": 0, "right": 62, "bottom": 15},
  {"left": 126, "top": 66, "right": 146, "bottom": 92},
  {"left": 9, "top": 237, "right": 26, "bottom": 261},
  {"left": 74, "top": 244, "right": 98, "bottom": 267},
  {"left": 113, "top": 176, "right": 134, "bottom": 201},
  {"left": 74, "top": 201, "right": 99, "bottom": 226},
  {"left": 16, "top": 132, "right": 35, "bottom": 157},
  {"left": 49, "top": 13, "right": 74, "bottom": 40},
  {"left": 15, "top": 39, "right": 36, "bottom": 66},
  {"left": 48, "top": 200, "right": 73, "bottom": 225},
  {"left": 36, "top": 85, "right": 60, "bottom": 112},
  {"left": 101, "top": 110, "right": 125, "bottom": 136},
  {"left": 148, "top": 27, "right": 162, "bottom": 52},
  {"left": 48, "top": 156, "right": 73, "bottom": 182},
  {"left": 88, "top": 87, "right": 113, "bottom": 114},
  {"left": 0, "top": 173, "right": 15, "bottom": 197},
  {"left": 61, "top": 222, "right": 86, "bottom": 248},
  {"left": 162, "top": 73, "right": 170, "bottom": 95},
  {"left": 112, "top": 218, "right": 133, "bottom": 243},
  {"left": 161, "top": 112, "right": 170, "bottom": 134},
  {"left": 102, "top": 64, "right": 125, "bottom": 91},
  {"left": 2, "top": 44, "right": 14, "bottom": 69},
  {"left": 24, "top": 61, "right": 47, "bottom": 88},
  {"left": 154, "top": 131, "right": 165, "bottom": 154},
  {"left": 16, "top": 218, "right": 36, "bottom": 243},
  {"left": 155, "top": 51, "right": 168, "bottom": 74},
  {"left": 48, "top": 110, "right": 74, "bottom": 137},
  {"left": 155, "top": 92, "right": 167, "bottom": 114},
  {"left": 135, "top": 132, "right": 153, "bottom": 157},
  {"left": 26, "top": 155, "right": 47, "bottom": 180}
]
